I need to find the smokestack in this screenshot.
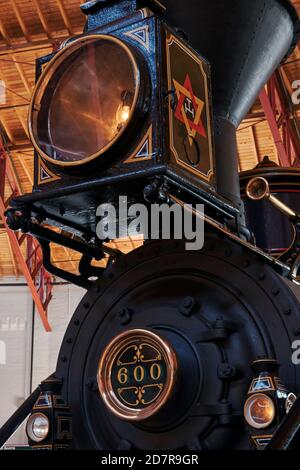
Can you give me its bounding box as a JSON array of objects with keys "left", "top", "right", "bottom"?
[{"left": 163, "top": 0, "right": 300, "bottom": 226}]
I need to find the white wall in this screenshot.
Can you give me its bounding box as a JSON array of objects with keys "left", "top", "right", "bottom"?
[
  {"left": 0, "top": 278, "right": 85, "bottom": 445},
  {"left": 32, "top": 283, "right": 85, "bottom": 387}
]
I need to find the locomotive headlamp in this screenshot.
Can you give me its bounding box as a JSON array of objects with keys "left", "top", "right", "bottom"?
[
  {"left": 97, "top": 329, "right": 178, "bottom": 421},
  {"left": 26, "top": 412, "right": 49, "bottom": 443},
  {"left": 244, "top": 358, "right": 297, "bottom": 448},
  {"left": 29, "top": 34, "right": 148, "bottom": 169},
  {"left": 244, "top": 393, "right": 275, "bottom": 429}
]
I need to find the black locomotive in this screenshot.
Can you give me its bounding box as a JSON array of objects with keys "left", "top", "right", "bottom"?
[{"left": 1, "top": 0, "right": 300, "bottom": 450}]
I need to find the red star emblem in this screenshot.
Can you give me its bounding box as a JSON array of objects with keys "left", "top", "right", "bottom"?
[{"left": 173, "top": 74, "right": 207, "bottom": 145}]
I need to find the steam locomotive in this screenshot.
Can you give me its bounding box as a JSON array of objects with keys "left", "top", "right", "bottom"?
[{"left": 1, "top": 0, "right": 300, "bottom": 451}]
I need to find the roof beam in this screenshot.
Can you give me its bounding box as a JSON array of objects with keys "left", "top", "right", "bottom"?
[
  {"left": 0, "top": 19, "right": 11, "bottom": 46},
  {"left": 10, "top": 0, "right": 31, "bottom": 42},
  {"left": 0, "top": 38, "right": 63, "bottom": 56},
  {"left": 14, "top": 108, "right": 29, "bottom": 138},
  {"left": 0, "top": 114, "right": 15, "bottom": 145},
  {"left": 8, "top": 141, "right": 32, "bottom": 152},
  {"left": 249, "top": 126, "right": 260, "bottom": 164},
  {"left": 0, "top": 103, "right": 29, "bottom": 111},
  {"left": 10, "top": 53, "right": 32, "bottom": 96},
  {"left": 15, "top": 152, "right": 33, "bottom": 185},
  {"left": 32, "top": 0, "right": 52, "bottom": 39},
  {"left": 55, "top": 0, "right": 73, "bottom": 35}
]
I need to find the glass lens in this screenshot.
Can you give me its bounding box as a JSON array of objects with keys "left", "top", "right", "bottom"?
[
  {"left": 32, "top": 415, "right": 49, "bottom": 439},
  {"left": 27, "top": 413, "right": 49, "bottom": 442},
  {"left": 245, "top": 394, "right": 274, "bottom": 428},
  {"left": 32, "top": 37, "right": 137, "bottom": 164}
]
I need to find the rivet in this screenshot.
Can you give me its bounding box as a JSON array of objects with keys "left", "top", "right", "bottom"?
[
  {"left": 83, "top": 302, "right": 90, "bottom": 309},
  {"left": 179, "top": 296, "right": 196, "bottom": 316},
  {"left": 183, "top": 297, "right": 192, "bottom": 308},
  {"left": 86, "top": 379, "right": 93, "bottom": 390},
  {"left": 119, "top": 307, "right": 133, "bottom": 326},
  {"left": 61, "top": 355, "right": 67, "bottom": 363},
  {"left": 74, "top": 319, "right": 80, "bottom": 326},
  {"left": 66, "top": 338, "right": 72, "bottom": 344}
]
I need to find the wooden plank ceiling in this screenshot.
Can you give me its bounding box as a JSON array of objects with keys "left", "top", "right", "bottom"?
[{"left": 0, "top": 0, "right": 299, "bottom": 277}]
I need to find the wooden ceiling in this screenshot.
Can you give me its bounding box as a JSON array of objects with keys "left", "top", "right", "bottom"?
[{"left": 0, "top": 0, "right": 300, "bottom": 277}]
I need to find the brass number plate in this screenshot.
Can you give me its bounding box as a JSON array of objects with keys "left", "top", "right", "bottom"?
[{"left": 97, "top": 329, "right": 177, "bottom": 421}]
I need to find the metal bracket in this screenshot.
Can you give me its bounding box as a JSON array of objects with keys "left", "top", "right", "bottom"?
[{"left": 5, "top": 209, "right": 122, "bottom": 289}]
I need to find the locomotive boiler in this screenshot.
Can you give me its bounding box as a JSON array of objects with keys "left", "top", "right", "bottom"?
[{"left": 1, "top": 0, "right": 300, "bottom": 451}]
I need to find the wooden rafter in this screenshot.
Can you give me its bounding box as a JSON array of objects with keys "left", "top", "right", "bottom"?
[
  {"left": 249, "top": 126, "right": 260, "bottom": 164},
  {"left": 15, "top": 152, "right": 32, "bottom": 184},
  {"left": 0, "top": 19, "right": 11, "bottom": 46},
  {"left": 0, "top": 114, "right": 15, "bottom": 145},
  {"left": 32, "top": 0, "right": 52, "bottom": 39},
  {"left": 10, "top": 54, "right": 32, "bottom": 97},
  {"left": 7, "top": 141, "right": 32, "bottom": 152},
  {"left": 10, "top": 0, "right": 31, "bottom": 41},
  {"left": 14, "top": 108, "right": 29, "bottom": 138},
  {"left": 0, "top": 40, "right": 54, "bottom": 56},
  {"left": 55, "top": 0, "right": 73, "bottom": 35}
]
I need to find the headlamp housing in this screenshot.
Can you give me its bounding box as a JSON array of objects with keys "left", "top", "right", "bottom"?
[{"left": 29, "top": 34, "right": 151, "bottom": 173}]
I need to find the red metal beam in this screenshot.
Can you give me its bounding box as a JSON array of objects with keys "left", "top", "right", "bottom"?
[
  {"left": 0, "top": 139, "right": 52, "bottom": 331},
  {"left": 259, "top": 83, "right": 290, "bottom": 166},
  {"left": 259, "top": 73, "right": 300, "bottom": 167}
]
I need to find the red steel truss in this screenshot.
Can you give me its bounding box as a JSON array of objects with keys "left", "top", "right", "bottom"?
[
  {"left": 0, "top": 139, "right": 52, "bottom": 331},
  {"left": 259, "top": 71, "right": 300, "bottom": 167}
]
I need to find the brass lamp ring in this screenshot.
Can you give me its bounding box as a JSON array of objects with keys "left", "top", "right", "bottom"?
[{"left": 28, "top": 34, "right": 148, "bottom": 169}]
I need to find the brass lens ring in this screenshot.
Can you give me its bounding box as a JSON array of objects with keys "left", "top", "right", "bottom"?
[
  {"left": 246, "top": 177, "right": 270, "bottom": 201},
  {"left": 28, "top": 34, "right": 142, "bottom": 168}
]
